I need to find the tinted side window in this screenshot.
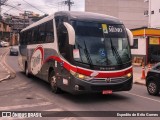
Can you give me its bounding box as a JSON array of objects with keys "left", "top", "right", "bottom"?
[
  {"left": 24, "top": 31, "right": 28, "bottom": 45},
  {"left": 38, "top": 23, "right": 46, "bottom": 43},
  {"left": 45, "top": 20, "right": 54, "bottom": 43},
  {"left": 20, "top": 32, "right": 24, "bottom": 45},
  {"left": 31, "top": 27, "right": 38, "bottom": 44},
  {"left": 27, "top": 30, "right": 32, "bottom": 44}
]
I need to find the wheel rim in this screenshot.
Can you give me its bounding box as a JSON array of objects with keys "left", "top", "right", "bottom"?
[
  {"left": 50, "top": 76, "right": 57, "bottom": 91},
  {"left": 148, "top": 82, "right": 157, "bottom": 94}
]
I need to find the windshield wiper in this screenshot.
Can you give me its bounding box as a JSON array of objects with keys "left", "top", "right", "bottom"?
[
  {"left": 109, "top": 38, "right": 123, "bottom": 64},
  {"left": 76, "top": 41, "right": 93, "bottom": 67},
  {"left": 83, "top": 41, "right": 94, "bottom": 68}
]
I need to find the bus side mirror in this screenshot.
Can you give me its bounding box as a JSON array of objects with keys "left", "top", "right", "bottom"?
[
  {"left": 63, "top": 22, "right": 75, "bottom": 45},
  {"left": 126, "top": 28, "right": 133, "bottom": 46}
]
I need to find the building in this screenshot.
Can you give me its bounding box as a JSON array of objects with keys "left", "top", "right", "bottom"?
[
  {"left": 0, "top": 20, "right": 11, "bottom": 42},
  {"left": 3, "top": 11, "right": 47, "bottom": 45},
  {"left": 85, "top": 0, "right": 148, "bottom": 29},
  {"left": 131, "top": 28, "right": 160, "bottom": 65},
  {"left": 146, "top": 0, "right": 160, "bottom": 28}
]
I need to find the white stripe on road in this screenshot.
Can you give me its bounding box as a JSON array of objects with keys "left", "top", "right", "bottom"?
[
  {"left": 0, "top": 102, "right": 52, "bottom": 111},
  {"left": 4, "top": 50, "right": 16, "bottom": 74},
  {"left": 125, "top": 92, "right": 160, "bottom": 103}
]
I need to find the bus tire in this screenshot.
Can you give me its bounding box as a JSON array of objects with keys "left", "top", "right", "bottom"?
[
  {"left": 49, "top": 70, "right": 61, "bottom": 94},
  {"left": 25, "top": 62, "right": 30, "bottom": 77}
]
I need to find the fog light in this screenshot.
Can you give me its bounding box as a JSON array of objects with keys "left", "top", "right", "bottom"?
[
  {"left": 126, "top": 73, "right": 132, "bottom": 78},
  {"left": 123, "top": 72, "right": 132, "bottom": 78}
]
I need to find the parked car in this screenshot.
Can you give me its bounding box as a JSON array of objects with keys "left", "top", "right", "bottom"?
[
  {"left": 0, "top": 41, "right": 4, "bottom": 47},
  {"left": 146, "top": 63, "right": 160, "bottom": 96},
  {"left": 10, "top": 47, "right": 19, "bottom": 56},
  {"left": 0, "top": 41, "right": 9, "bottom": 47}
]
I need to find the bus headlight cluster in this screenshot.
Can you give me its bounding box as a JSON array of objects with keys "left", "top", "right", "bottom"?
[
  {"left": 123, "top": 72, "right": 132, "bottom": 78},
  {"left": 70, "top": 70, "right": 91, "bottom": 80}
]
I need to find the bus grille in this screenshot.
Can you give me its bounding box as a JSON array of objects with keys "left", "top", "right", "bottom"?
[{"left": 88, "top": 77, "right": 128, "bottom": 84}]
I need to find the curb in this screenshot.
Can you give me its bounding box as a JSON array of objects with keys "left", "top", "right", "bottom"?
[
  {"left": 0, "top": 75, "right": 11, "bottom": 82},
  {"left": 0, "top": 48, "right": 16, "bottom": 82},
  {"left": 134, "top": 80, "right": 146, "bottom": 86}
]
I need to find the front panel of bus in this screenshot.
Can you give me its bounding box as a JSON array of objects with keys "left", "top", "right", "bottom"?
[{"left": 56, "top": 19, "right": 133, "bottom": 94}]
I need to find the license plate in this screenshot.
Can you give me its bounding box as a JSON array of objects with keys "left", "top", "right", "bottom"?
[{"left": 102, "top": 90, "right": 112, "bottom": 95}]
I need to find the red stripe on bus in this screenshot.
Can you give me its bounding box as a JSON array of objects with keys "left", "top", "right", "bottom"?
[
  {"left": 76, "top": 67, "right": 132, "bottom": 78},
  {"left": 44, "top": 56, "right": 132, "bottom": 78}
]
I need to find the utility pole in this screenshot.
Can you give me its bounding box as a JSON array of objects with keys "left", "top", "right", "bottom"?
[{"left": 64, "top": 0, "right": 74, "bottom": 11}]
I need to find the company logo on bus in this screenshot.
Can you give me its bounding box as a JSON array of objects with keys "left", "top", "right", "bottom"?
[
  {"left": 31, "top": 46, "right": 44, "bottom": 75},
  {"left": 105, "top": 78, "right": 111, "bottom": 83}
]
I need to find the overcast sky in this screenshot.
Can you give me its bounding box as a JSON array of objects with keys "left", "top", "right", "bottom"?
[{"left": 1, "top": 0, "right": 85, "bottom": 16}]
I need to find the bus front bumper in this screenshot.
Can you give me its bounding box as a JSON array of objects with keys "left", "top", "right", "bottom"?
[{"left": 66, "top": 77, "right": 133, "bottom": 94}]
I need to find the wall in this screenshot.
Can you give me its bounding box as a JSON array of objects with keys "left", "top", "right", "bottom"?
[
  {"left": 150, "top": 0, "right": 160, "bottom": 28},
  {"left": 85, "top": 0, "right": 148, "bottom": 29},
  {"left": 131, "top": 37, "right": 146, "bottom": 55}
]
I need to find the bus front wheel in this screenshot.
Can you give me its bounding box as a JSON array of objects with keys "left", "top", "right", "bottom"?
[
  {"left": 25, "top": 63, "right": 30, "bottom": 77},
  {"left": 49, "top": 71, "right": 61, "bottom": 94}
]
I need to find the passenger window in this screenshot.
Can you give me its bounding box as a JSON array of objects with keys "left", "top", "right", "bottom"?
[
  {"left": 20, "top": 33, "right": 24, "bottom": 45},
  {"left": 38, "top": 24, "right": 46, "bottom": 43},
  {"left": 24, "top": 31, "right": 29, "bottom": 45},
  {"left": 27, "top": 30, "right": 32, "bottom": 44},
  {"left": 45, "top": 20, "right": 54, "bottom": 43},
  {"left": 32, "top": 27, "right": 38, "bottom": 44}
]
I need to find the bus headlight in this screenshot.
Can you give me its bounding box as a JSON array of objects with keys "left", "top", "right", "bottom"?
[
  {"left": 123, "top": 72, "right": 132, "bottom": 78},
  {"left": 70, "top": 70, "right": 91, "bottom": 80}
]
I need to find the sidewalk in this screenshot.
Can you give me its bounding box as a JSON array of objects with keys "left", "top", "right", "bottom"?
[{"left": 133, "top": 66, "right": 146, "bottom": 85}]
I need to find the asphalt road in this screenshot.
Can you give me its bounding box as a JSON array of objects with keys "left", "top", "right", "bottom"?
[{"left": 0, "top": 47, "right": 160, "bottom": 120}]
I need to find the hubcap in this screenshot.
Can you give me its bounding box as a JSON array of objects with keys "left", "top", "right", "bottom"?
[{"left": 148, "top": 82, "right": 156, "bottom": 94}]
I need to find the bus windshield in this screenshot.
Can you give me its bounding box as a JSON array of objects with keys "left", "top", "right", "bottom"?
[{"left": 72, "top": 21, "right": 131, "bottom": 66}]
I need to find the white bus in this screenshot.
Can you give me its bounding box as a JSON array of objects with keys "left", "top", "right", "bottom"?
[{"left": 18, "top": 11, "right": 133, "bottom": 94}]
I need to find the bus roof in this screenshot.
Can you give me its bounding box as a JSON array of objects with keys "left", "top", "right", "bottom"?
[
  {"left": 21, "top": 11, "right": 123, "bottom": 32},
  {"left": 55, "top": 11, "right": 122, "bottom": 24}
]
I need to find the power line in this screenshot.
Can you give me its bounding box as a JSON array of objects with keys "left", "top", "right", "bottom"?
[
  {"left": 4, "top": 3, "right": 24, "bottom": 12},
  {"left": 0, "top": 0, "right": 8, "bottom": 16},
  {"left": 22, "top": 0, "right": 46, "bottom": 14},
  {"left": 3, "top": 3, "right": 21, "bottom": 15}
]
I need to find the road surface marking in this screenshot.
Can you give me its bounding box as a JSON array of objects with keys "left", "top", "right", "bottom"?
[
  {"left": 4, "top": 50, "right": 16, "bottom": 74},
  {"left": 0, "top": 102, "right": 52, "bottom": 110},
  {"left": 125, "top": 92, "right": 160, "bottom": 103}
]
